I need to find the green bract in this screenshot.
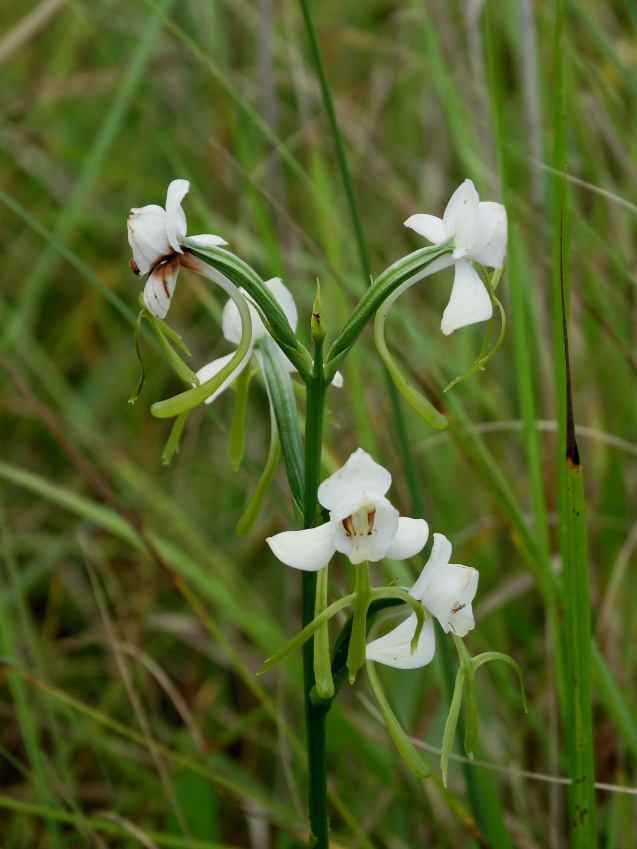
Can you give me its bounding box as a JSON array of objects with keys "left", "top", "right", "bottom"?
[{"left": 181, "top": 239, "right": 313, "bottom": 379}]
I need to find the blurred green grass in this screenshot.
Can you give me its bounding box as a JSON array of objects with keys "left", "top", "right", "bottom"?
[{"left": 1, "top": 0, "right": 637, "bottom": 845}]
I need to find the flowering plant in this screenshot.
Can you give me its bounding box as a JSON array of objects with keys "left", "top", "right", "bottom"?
[{"left": 125, "top": 177, "right": 524, "bottom": 843}]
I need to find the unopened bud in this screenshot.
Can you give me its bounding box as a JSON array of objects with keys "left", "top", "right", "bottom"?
[{"left": 311, "top": 279, "right": 326, "bottom": 343}]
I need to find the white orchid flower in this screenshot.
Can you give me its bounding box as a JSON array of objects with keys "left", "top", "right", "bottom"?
[
  {"left": 195, "top": 278, "right": 343, "bottom": 404},
  {"left": 267, "top": 448, "right": 429, "bottom": 570},
  {"left": 366, "top": 533, "right": 478, "bottom": 669},
  {"left": 127, "top": 179, "right": 228, "bottom": 319},
  {"left": 404, "top": 179, "right": 507, "bottom": 336}
]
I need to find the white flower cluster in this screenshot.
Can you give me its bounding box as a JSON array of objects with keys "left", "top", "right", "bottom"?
[{"left": 267, "top": 449, "right": 478, "bottom": 670}]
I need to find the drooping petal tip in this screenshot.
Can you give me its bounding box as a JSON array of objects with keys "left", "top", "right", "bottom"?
[
  {"left": 267, "top": 524, "right": 336, "bottom": 571},
  {"left": 440, "top": 258, "right": 492, "bottom": 336}
]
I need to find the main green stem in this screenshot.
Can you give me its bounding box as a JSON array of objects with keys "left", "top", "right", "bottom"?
[{"left": 302, "top": 334, "right": 330, "bottom": 848}]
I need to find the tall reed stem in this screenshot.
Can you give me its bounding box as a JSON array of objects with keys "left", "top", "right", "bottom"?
[{"left": 301, "top": 332, "right": 330, "bottom": 847}]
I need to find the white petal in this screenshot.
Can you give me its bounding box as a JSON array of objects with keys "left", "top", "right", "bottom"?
[
  {"left": 331, "top": 492, "right": 399, "bottom": 564},
  {"left": 410, "top": 533, "right": 453, "bottom": 601},
  {"left": 448, "top": 568, "right": 479, "bottom": 636},
  {"left": 468, "top": 202, "right": 508, "bottom": 268},
  {"left": 443, "top": 179, "right": 480, "bottom": 259},
  {"left": 267, "top": 524, "right": 336, "bottom": 571},
  {"left": 165, "top": 179, "right": 190, "bottom": 253},
  {"left": 127, "top": 205, "right": 171, "bottom": 275},
  {"left": 384, "top": 517, "right": 429, "bottom": 560},
  {"left": 222, "top": 293, "right": 246, "bottom": 346},
  {"left": 265, "top": 278, "right": 298, "bottom": 334},
  {"left": 318, "top": 448, "right": 391, "bottom": 511},
  {"left": 195, "top": 350, "right": 251, "bottom": 404},
  {"left": 366, "top": 615, "right": 435, "bottom": 670},
  {"left": 404, "top": 214, "right": 445, "bottom": 244},
  {"left": 331, "top": 370, "right": 344, "bottom": 388},
  {"left": 188, "top": 233, "right": 229, "bottom": 248},
  {"left": 440, "top": 259, "right": 492, "bottom": 336},
  {"left": 142, "top": 255, "right": 180, "bottom": 318},
  {"left": 421, "top": 563, "right": 479, "bottom": 633}
]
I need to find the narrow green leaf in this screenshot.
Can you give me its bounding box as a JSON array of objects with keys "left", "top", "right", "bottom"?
[
  {"left": 154, "top": 317, "right": 191, "bottom": 355},
  {"left": 235, "top": 423, "right": 280, "bottom": 536},
  {"left": 162, "top": 412, "right": 189, "bottom": 466},
  {"left": 258, "top": 336, "right": 304, "bottom": 514},
  {"left": 472, "top": 652, "right": 528, "bottom": 714},
  {"left": 374, "top": 300, "right": 448, "bottom": 429},
  {"left": 452, "top": 635, "right": 478, "bottom": 761},
  {"left": 149, "top": 315, "right": 199, "bottom": 386},
  {"left": 258, "top": 594, "right": 354, "bottom": 675},
  {"left": 128, "top": 310, "right": 147, "bottom": 404},
  {"left": 441, "top": 667, "right": 465, "bottom": 788},
  {"left": 365, "top": 661, "right": 429, "bottom": 779},
  {"left": 182, "top": 241, "right": 312, "bottom": 379},
  {"left": 326, "top": 242, "right": 453, "bottom": 373},
  {"left": 591, "top": 641, "right": 637, "bottom": 760},
  {"left": 228, "top": 364, "right": 251, "bottom": 472},
  {"left": 313, "top": 566, "right": 334, "bottom": 700}
]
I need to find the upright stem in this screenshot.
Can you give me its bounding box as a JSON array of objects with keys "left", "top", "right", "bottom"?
[{"left": 302, "top": 336, "right": 329, "bottom": 848}]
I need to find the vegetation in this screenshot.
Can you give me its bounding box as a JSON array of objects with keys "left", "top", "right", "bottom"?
[{"left": 0, "top": 0, "right": 636, "bottom": 846}]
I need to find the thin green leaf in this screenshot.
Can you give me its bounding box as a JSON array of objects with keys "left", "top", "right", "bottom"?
[
  {"left": 313, "top": 566, "right": 334, "bottom": 700},
  {"left": 235, "top": 422, "right": 280, "bottom": 536},
  {"left": 162, "top": 412, "right": 189, "bottom": 466},
  {"left": 228, "top": 364, "right": 251, "bottom": 472},
  {"left": 258, "top": 336, "right": 304, "bottom": 514},
  {"left": 365, "top": 661, "right": 429, "bottom": 779},
  {"left": 128, "top": 310, "right": 147, "bottom": 404},
  {"left": 257, "top": 594, "right": 354, "bottom": 675},
  {"left": 148, "top": 315, "right": 199, "bottom": 386},
  {"left": 472, "top": 652, "right": 528, "bottom": 713},
  {"left": 441, "top": 667, "right": 465, "bottom": 788}
]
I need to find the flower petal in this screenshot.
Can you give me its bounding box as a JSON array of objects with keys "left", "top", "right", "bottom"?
[
  {"left": 267, "top": 524, "right": 336, "bottom": 571},
  {"left": 188, "top": 233, "right": 229, "bottom": 248},
  {"left": 385, "top": 517, "right": 429, "bottom": 560},
  {"left": 410, "top": 533, "right": 452, "bottom": 601},
  {"left": 443, "top": 179, "right": 480, "bottom": 259},
  {"left": 331, "top": 370, "right": 344, "bottom": 388},
  {"left": 143, "top": 255, "right": 181, "bottom": 318},
  {"left": 222, "top": 277, "right": 297, "bottom": 347},
  {"left": 195, "top": 349, "right": 251, "bottom": 404},
  {"left": 440, "top": 258, "right": 492, "bottom": 336},
  {"left": 404, "top": 214, "right": 445, "bottom": 244},
  {"left": 318, "top": 448, "right": 392, "bottom": 511},
  {"left": 165, "top": 179, "right": 190, "bottom": 253},
  {"left": 127, "top": 205, "right": 171, "bottom": 275},
  {"left": 366, "top": 614, "right": 435, "bottom": 669},
  {"left": 266, "top": 278, "right": 298, "bottom": 334},
  {"left": 420, "top": 563, "right": 479, "bottom": 633},
  {"left": 468, "top": 202, "right": 508, "bottom": 268},
  {"left": 449, "top": 568, "right": 478, "bottom": 636},
  {"left": 221, "top": 292, "right": 249, "bottom": 346},
  {"left": 331, "top": 492, "right": 399, "bottom": 564}
]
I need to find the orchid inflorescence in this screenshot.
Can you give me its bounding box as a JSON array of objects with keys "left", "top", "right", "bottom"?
[{"left": 125, "top": 178, "right": 524, "bottom": 783}]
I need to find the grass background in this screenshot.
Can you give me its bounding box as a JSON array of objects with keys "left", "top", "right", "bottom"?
[{"left": 0, "top": 0, "right": 636, "bottom": 845}]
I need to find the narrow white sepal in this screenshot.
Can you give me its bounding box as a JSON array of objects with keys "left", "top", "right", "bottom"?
[
  {"left": 384, "top": 517, "right": 429, "bottom": 560},
  {"left": 404, "top": 214, "right": 445, "bottom": 244},
  {"left": 165, "top": 179, "right": 189, "bottom": 253},
  {"left": 266, "top": 524, "right": 336, "bottom": 571}
]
